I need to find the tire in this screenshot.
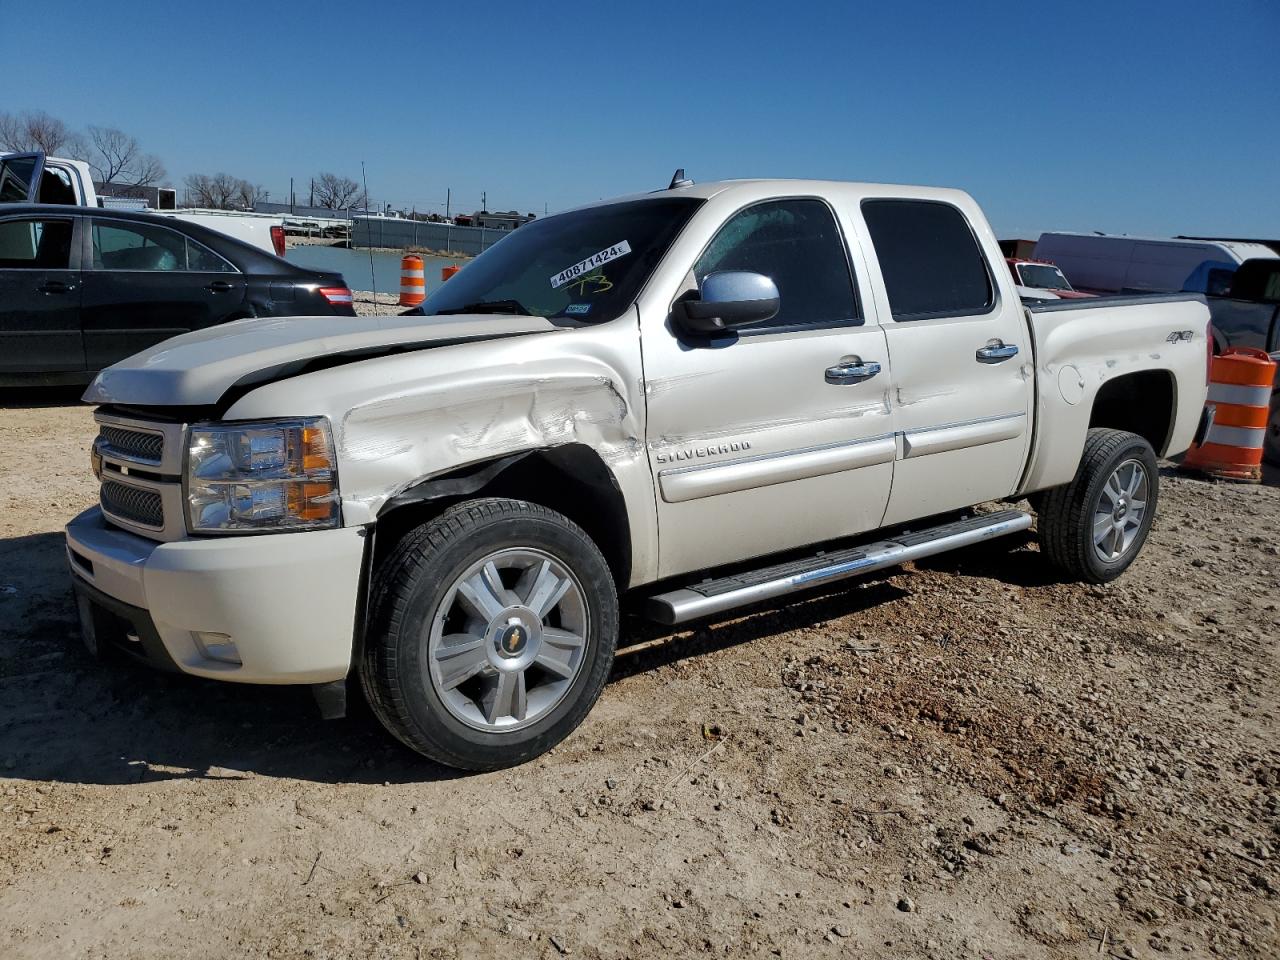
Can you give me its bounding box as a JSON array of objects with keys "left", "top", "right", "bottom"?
[
  {"left": 1264, "top": 390, "right": 1280, "bottom": 468},
  {"left": 1037, "top": 428, "right": 1159, "bottom": 584},
  {"left": 361, "top": 498, "right": 618, "bottom": 770}
]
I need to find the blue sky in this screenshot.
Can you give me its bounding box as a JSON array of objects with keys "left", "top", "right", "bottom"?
[{"left": 4, "top": 0, "right": 1278, "bottom": 239}]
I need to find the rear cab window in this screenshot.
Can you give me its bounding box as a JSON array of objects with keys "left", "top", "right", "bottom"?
[{"left": 861, "top": 199, "right": 995, "bottom": 321}]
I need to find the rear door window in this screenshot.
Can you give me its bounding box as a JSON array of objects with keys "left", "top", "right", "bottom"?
[
  {"left": 91, "top": 220, "right": 189, "bottom": 271},
  {"left": 0, "top": 218, "right": 74, "bottom": 269},
  {"left": 862, "top": 199, "right": 994, "bottom": 320},
  {"left": 695, "top": 198, "right": 860, "bottom": 329}
]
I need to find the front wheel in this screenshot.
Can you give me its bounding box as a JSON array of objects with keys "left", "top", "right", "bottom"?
[
  {"left": 1037, "top": 429, "right": 1159, "bottom": 584},
  {"left": 361, "top": 499, "right": 618, "bottom": 770}
]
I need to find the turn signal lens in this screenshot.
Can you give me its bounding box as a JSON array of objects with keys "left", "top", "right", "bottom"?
[
  {"left": 301, "top": 425, "right": 333, "bottom": 472},
  {"left": 288, "top": 481, "right": 338, "bottom": 522}
]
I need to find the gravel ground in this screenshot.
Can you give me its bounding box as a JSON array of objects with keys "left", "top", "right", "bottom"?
[
  {"left": 353, "top": 291, "right": 404, "bottom": 316},
  {"left": 0, "top": 395, "right": 1276, "bottom": 960}
]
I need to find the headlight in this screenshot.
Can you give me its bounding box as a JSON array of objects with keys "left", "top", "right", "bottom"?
[{"left": 186, "top": 418, "right": 340, "bottom": 533}]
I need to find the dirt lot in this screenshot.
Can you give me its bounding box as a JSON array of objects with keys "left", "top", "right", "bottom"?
[{"left": 0, "top": 394, "right": 1276, "bottom": 960}]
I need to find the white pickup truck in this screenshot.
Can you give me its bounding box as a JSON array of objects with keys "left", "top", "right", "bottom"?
[
  {"left": 0, "top": 152, "right": 287, "bottom": 256},
  {"left": 65, "top": 177, "right": 1212, "bottom": 770}
]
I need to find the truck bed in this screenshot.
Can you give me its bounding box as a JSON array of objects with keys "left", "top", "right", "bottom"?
[{"left": 1018, "top": 292, "right": 1210, "bottom": 494}]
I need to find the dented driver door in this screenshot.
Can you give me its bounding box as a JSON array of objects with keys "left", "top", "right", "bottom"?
[{"left": 641, "top": 196, "right": 895, "bottom": 580}]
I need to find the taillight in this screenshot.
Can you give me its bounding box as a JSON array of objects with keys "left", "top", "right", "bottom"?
[
  {"left": 319, "top": 286, "right": 353, "bottom": 307},
  {"left": 270, "top": 224, "right": 286, "bottom": 257}
]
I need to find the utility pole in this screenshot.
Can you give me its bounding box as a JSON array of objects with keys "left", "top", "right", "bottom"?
[
  {"left": 289, "top": 177, "right": 294, "bottom": 215},
  {"left": 446, "top": 187, "right": 451, "bottom": 220},
  {"left": 309, "top": 178, "right": 314, "bottom": 208},
  {"left": 482, "top": 191, "right": 486, "bottom": 213}
]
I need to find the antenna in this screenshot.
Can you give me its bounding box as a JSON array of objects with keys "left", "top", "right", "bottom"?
[
  {"left": 668, "top": 168, "right": 693, "bottom": 189},
  {"left": 361, "top": 161, "right": 376, "bottom": 301}
]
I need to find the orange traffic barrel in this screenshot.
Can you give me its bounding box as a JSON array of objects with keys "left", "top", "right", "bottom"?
[
  {"left": 398, "top": 254, "right": 426, "bottom": 307},
  {"left": 1181, "top": 347, "right": 1276, "bottom": 483},
  {"left": 442, "top": 264, "right": 461, "bottom": 281}
]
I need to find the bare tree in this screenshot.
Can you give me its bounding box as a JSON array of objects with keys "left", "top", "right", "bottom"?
[
  {"left": 236, "top": 180, "right": 268, "bottom": 208},
  {"left": 184, "top": 172, "right": 267, "bottom": 210},
  {"left": 129, "top": 153, "right": 167, "bottom": 188},
  {"left": 0, "top": 110, "right": 86, "bottom": 156},
  {"left": 86, "top": 125, "right": 166, "bottom": 186},
  {"left": 313, "top": 172, "right": 366, "bottom": 210}
]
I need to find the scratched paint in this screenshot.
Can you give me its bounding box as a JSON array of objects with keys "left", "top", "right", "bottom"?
[
  {"left": 335, "top": 371, "right": 639, "bottom": 519},
  {"left": 894, "top": 386, "right": 959, "bottom": 407}
]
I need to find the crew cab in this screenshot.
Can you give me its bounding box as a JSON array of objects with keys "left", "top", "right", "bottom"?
[
  {"left": 65, "top": 178, "right": 1211, "bottom": 770},
  {"left": 0, "top": 152, "right": 287, "bottom": 256}
]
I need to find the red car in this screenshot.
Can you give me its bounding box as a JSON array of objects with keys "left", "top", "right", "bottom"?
[{"left": 1006, "top": 257, "right": 1095, "bottom": 299}]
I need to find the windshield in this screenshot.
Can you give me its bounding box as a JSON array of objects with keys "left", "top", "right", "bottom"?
[
  {"left": 1017, "top": 263, "right": 1071, "bottom": 290},
  {"left": 418, "top": 197, "right": 703, "bottom": 321}
]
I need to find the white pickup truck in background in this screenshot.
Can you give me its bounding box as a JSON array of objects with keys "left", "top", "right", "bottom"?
[
  {"left": 0, "top": 151, "right": 287, "bottom": 257},
  {"left": 65, "top": 177, "right": 1212, "bottom": 771}
]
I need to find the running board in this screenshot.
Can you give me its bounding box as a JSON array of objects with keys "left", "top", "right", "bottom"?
[{"left": 644, "top": 510, "right": 1032, "bottom": 625}]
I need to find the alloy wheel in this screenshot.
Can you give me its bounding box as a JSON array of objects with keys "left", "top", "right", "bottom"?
[
  {"left": 1093, "top": 458, "right": 1149, "bottom": 562},
  {"left": 425, "top": 548, "right": 589, "bottom": 732}
]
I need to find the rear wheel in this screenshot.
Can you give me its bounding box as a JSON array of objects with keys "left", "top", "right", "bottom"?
[
  {"left": 1037, "top": 429, "right": 1159, "bottom": 583},
  {"left": 361, "top": 498, "right": 618, "bottom": 770}
]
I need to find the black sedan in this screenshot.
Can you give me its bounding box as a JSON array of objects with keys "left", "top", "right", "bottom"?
[{"left": 0, "top": 204, "right": 355, "bottom": 383}]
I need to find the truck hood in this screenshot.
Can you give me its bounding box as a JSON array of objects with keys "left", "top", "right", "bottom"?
[{"left": 84, "top": 313, "right": 562, "bottom": 408}]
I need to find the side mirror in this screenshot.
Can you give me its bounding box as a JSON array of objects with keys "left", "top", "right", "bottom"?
[{"left": 674, "top": 271, "right": 779, "bottom": 335}]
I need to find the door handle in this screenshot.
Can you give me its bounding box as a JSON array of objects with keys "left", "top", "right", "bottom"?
[
  {"left": 825, "top": 358, "right": 882, "bottom": 384},
  {"left": 38, "top": 281, "right": 74, "bottom": 294},
  {"left": 976, "top": 340, "right": 1019, "bottom": 363},
  {"left": 206, "top": 280, "right": 234, "bottom": 293}
]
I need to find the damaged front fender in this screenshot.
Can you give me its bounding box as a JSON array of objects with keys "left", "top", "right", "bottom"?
[{"left": 219, "top": 315, "right": 660, "bottom": 586}]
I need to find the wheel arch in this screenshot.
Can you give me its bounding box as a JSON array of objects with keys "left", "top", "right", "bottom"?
[
  {"left": 371, "top": 444, "right": 633, "bottom": 590},
  {"left": 1087, "top": 369, "right": 1177, "bottom": 456}
]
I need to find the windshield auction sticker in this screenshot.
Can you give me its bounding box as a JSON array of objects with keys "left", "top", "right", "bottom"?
[{"left": 550, "top": 241, "right": 631, "bottom": 289}]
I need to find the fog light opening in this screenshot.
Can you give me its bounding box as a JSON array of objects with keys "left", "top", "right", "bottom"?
[{"left": 194, "top": 631, "right": 242, "bottom": 665}]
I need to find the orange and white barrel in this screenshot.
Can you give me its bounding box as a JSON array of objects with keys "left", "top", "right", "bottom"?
[
  {"left": 398, "top": 254, "right": 426, "bottom": 307},
  {"left": 1181, "top": 347, "right": 1277, "bottom": 483},
  {"left": 442, "top": 264, "right": 461, "bottom": 282}
]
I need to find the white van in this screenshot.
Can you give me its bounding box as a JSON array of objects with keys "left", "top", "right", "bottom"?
[{"left": 1033, "top": 232, "right": 1277, "bottom": 295}]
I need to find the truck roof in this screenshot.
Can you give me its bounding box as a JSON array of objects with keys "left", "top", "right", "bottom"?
[{"left": 557, "top": 178, "right": 977, "bottom": 215}]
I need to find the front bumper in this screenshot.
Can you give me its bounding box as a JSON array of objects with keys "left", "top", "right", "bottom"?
[{"left": 65, "top": 507, "right": 367, "bottom": 684}]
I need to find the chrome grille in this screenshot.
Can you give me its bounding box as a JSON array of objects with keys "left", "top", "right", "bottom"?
[
  {"left": 101, "top": 481, "right": 164, "bottom": 529},
  {"left": 94, "top": 412, "right": 187, "bottom": 541},
  {"left": 98, "top": 425, "right": 164, "bottom": 464}
]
